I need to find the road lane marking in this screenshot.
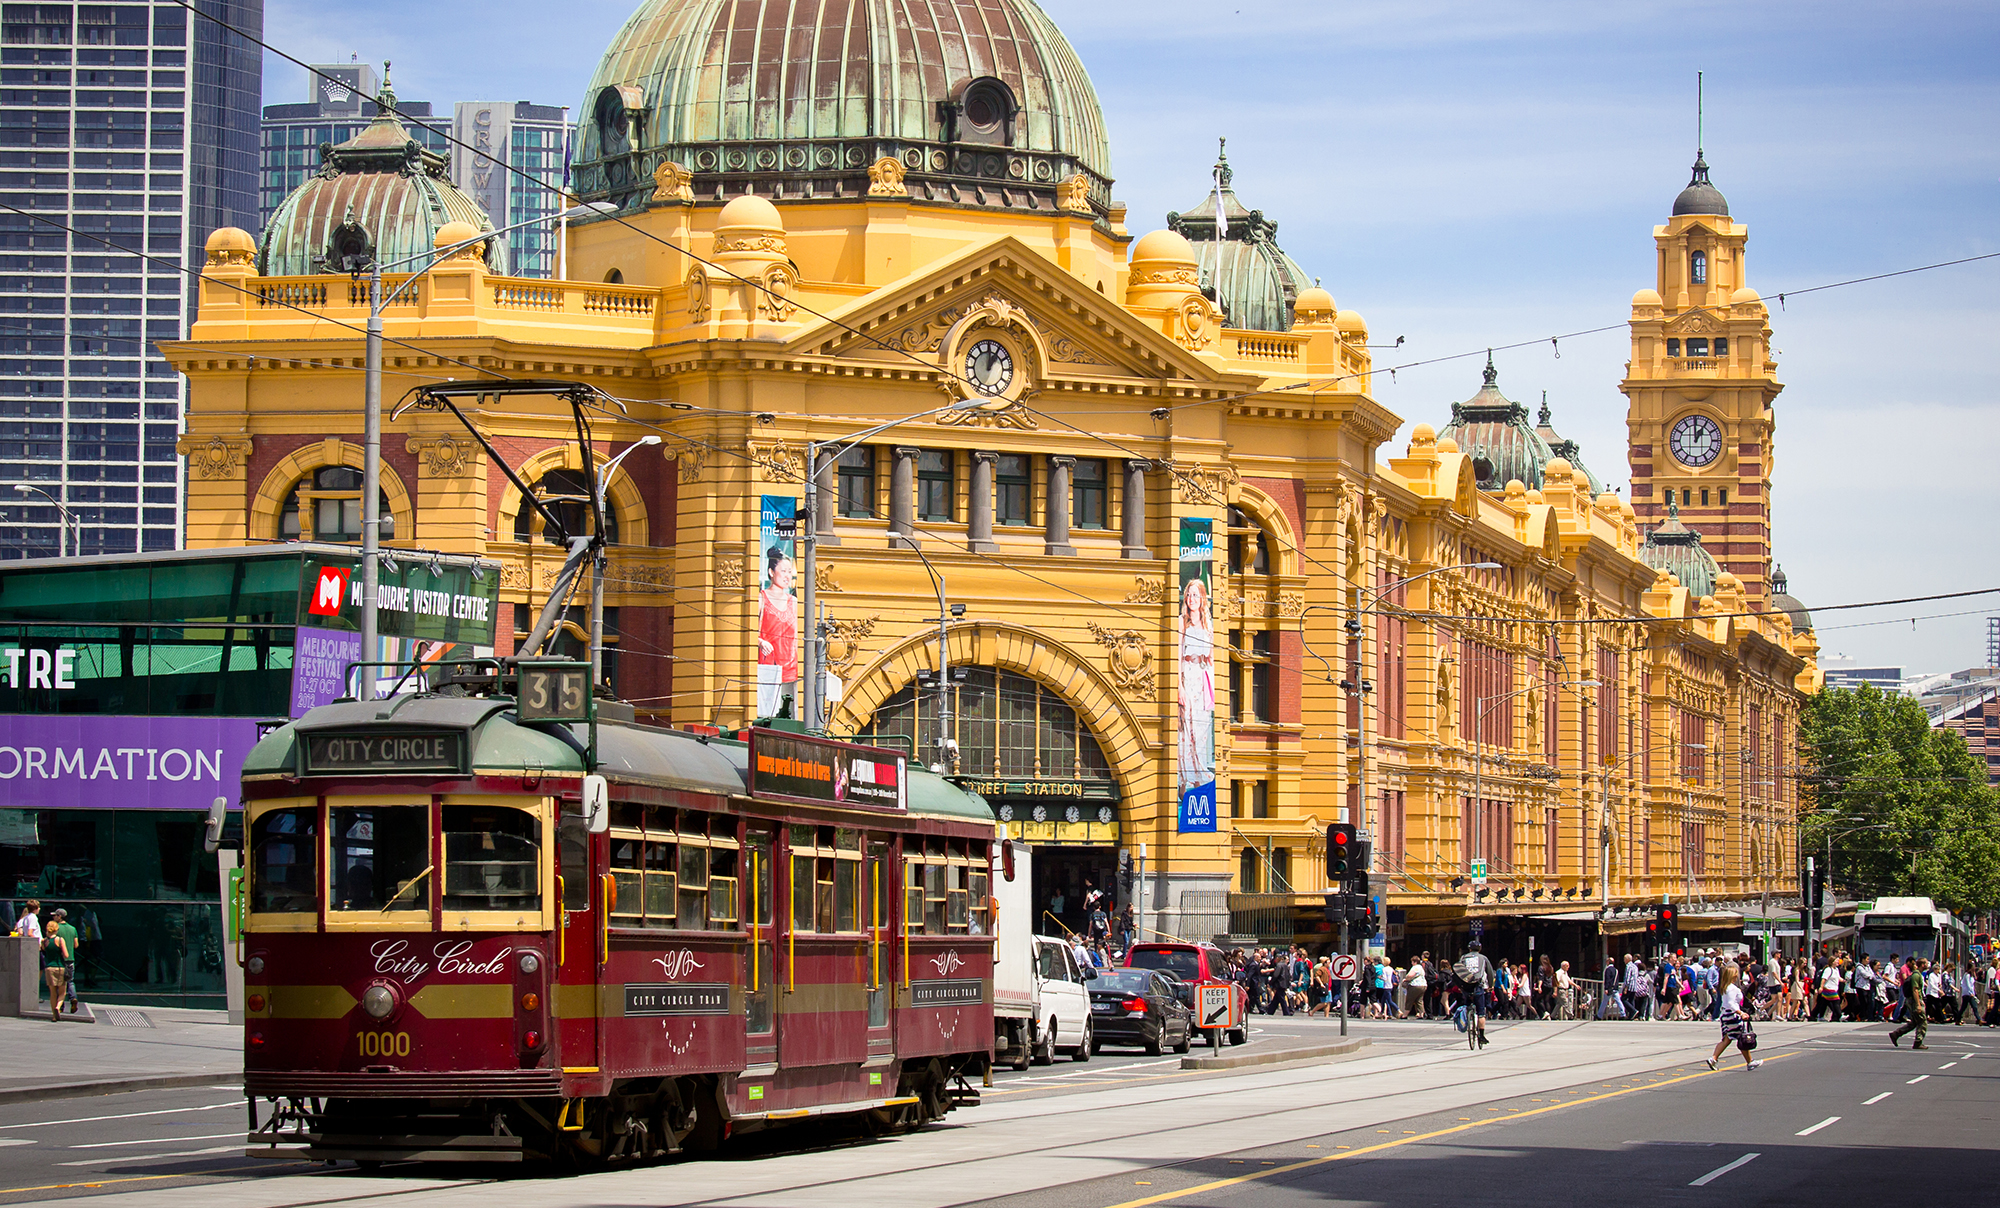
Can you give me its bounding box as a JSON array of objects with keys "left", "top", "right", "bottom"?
[
  {"left": 1689, "top": 1152, "right": 1760, "bottom": 1187},
  {"left": 1090, "top": 1052, "right": 1798, "bottom": 1208},
  {"left": 0, "top": 1100, "right": 245, "bottom": 1131},
  {"left": 1907, "top": 1075, "right": 1928, "bottom": 1084},
  {"left": 0, "top": 1163, "right": 285, "bottom": 1197},
  {"left": 1795, "top": 1117, "right": 1840, "bottom": 1137},
  {"left": 58, "top": 1145, "right": 243, "bottom": 1167},
  {"left": 1864, "top": 1092, "right": 1893, "bottom": 1105},
  {"left": 1938, "top": 1062, "right": 1957, "bottom": 1069},
  {"left": 0, "top": 1138, "right": 34, "bottom": 1147},
  {"left": 68, "top": 1132, "right": 241, "bottom": 1149}
]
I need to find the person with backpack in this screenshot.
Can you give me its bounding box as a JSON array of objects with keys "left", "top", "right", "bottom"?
[
  {"left": 1457, "top": 940, "right": 1495, "bottom": 1047},
  {"left": 1889, "top": 959, "right": 1931, "bottom": 1050}
]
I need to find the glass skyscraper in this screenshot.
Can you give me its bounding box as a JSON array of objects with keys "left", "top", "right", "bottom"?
[
  {"left": 0, "top": 1, "right": 262, "bottom": 559},
  {"left": 258, "top": 60, "right": 449, "bottom": 230}
]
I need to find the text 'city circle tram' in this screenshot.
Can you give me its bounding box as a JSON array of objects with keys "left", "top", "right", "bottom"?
[{"left": 235, "top": 657, "right": 999, "bottom": 1167}]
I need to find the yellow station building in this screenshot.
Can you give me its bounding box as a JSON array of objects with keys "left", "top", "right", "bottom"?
[{"left": 167, "top": 0, "right": 1819, "bottom": 956}]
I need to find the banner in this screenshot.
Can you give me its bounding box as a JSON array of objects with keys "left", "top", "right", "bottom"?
[
  {"left": 748, "top": 728, "right": 905, "bottom": 811},
  {"left": 0, "top": 715, "right": 261, "bottom": 810},
  {"left": 296, "top": 558, "right": 499, "bottom": 646},
  {"left": 756, "top": 495, "right": 799, "bottom": 719},
  {"left": 291, "top": 626, "right": 364, "bottom": 715},
  {"left": 1176, "top": 518, "right": 1217, "bottom": 832}
]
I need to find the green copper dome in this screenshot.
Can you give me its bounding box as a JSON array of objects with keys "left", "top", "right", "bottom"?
[
  {"left": 1167, "top": 142, "right": 1313, "bottom": 333},
  {"left": 570, "top": 0, "right": 1112, "bottom": 213},
  {"left": 260, "top": 76, "right": 504, "bottom": 277},
  {"left": 1440, "top": 357, "right": 1560, "bottom": 492},
  {"left": 1641, "top": 500, "right": 1720, "bottom": 600}
]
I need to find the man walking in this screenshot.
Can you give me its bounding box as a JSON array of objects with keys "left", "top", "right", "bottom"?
[
  {"left": 1601, "top": 954, "right": 1623, "bottom": 1020},
  {"left": 1889, "top": 958, "right": 1930, "bottom": 1050}
]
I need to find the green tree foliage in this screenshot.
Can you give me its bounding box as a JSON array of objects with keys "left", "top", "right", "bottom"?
[{"left": 1799, "top": 684, "right": 2000, "bottom": 912}]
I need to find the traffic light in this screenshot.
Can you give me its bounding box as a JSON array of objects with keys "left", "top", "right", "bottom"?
[
  {"left": 1808, "top": 865, "right": 1827, "bottom": 912},
  {"left": 1323, "top": 892, "right": 1350, "bottom": 924},
  {"left": 1327, "top": 823, "right": 1358, "bottom": 881},
  {"left": 1349, "top": 870, "right": 1371, "bottom": 902},
  {"left": 1654, "top": 903, "right": 1679, "bottom": 951},
  {"left": 1118, "top": 850, "right": 1135, "bottom": 894}
]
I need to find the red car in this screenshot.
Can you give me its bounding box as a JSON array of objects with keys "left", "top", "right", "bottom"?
[{"left": 1124, "top": 942, "right": 1248, "bottom": 1045}]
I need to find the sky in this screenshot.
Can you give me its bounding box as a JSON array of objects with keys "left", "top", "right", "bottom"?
[{"left": 259, "top": 0, "right": 2000, "bottom": 677}]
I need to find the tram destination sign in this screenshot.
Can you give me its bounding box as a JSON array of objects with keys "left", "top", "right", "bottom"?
[
  {"left": 303, "top": 731, "right": 466, "bottom": 776},
  {"left": 748, "top": 728, "right": 906, "bottom": 811}
]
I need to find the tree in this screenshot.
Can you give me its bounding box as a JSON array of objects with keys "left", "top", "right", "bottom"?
[{"left": 1798, "top": 684, "right": 2000, "bottom": 913}]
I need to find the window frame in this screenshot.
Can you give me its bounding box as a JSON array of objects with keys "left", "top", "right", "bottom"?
[
  {"left": 995, "top": 453, "right": 1032, "bottom": 526},
  {"left": 1071, "top": 456, "right": 1108, "bottom": 530},
  {"left": 915, "top": 448, "right": 954, "bottom": 522},
  {"left": 323, "top": 794, "right": 434, "bottom": 933},
  {"left": 439, "top": 793, "right": 554, "bottom": 932},
  {"left": 245, "top": 795, "right": 319, "bottom": 933},
  {"left": 837, "top": 446, "right": 876, "bottom": 518},
  {"left": 280, "top": 465, "right": 393, "bottom": 544}
]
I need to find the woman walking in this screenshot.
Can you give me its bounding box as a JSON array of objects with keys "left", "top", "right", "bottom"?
[{"left": 1706, "top": 964, "right": 1763, "bottom": 1072}]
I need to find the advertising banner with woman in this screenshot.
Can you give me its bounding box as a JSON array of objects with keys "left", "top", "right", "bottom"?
[
  {"left": 757, "top": 495, "right": 800, "bottom": 719},
  {"left": 1177, "top": 519, "right": 1216, "bottom": 832}
]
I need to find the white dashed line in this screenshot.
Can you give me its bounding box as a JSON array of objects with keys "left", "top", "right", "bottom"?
[
  {"left": 1864, "top": 1092, "right": 1893, "bottom": 1105},
  {"left": 1689, "top": 1152, "right": 1760, "bottom": 1186},
  {"left": 1795, "top": 1117, "right": 1840, "bottom": 1137},
  {"left": 1907, "top": 1075, "right": 1929, "bottom": 1084},
  {"left": 1938, "top": 1062, "right": 1957, "bottom": 1070}
]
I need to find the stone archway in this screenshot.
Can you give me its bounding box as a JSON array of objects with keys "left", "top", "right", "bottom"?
[
  {"left": 495, "top": 443, "right": 653, "bottom": 548},
  {"left": 250, "top": 438, "right": 414, "bottom": 543}
]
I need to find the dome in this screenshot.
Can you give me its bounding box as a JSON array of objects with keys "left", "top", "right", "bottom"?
[
  {"left": 1131, "top": 227, "right": 1197, "bottom": 264},
  {"left": 261, "top": 74, "right": 503, "bottom": 277},
  {"left": 717, "top": 193, "right": 784, "bottom": 231},
  {"left": 1440, "top": 355, "right": 1564, "bottom": 493},
  {"left": 1730, "top": 285, "right": 1763, "bottom": 308},
  {"left": 1631, "top": 287, "right": 1662, "bottom": 308},
  {"left": 1166, "top": 142, "right": 1312, "bottom": 332},
  {"left": 1534, "top": 394, "right": 1603, "bottom": 495},
  {"left": 205, "top": 226, "right": 255, "bottom": 263},
  {"left": 1672, "top": 153, "right": 1729, "bottom": 217},
  {"left": 571, "top": 0, "right": 1111, "bottom": 214},
  {"left": 1335, "top": 309, "right": 1367, "bottom": 335},
  {"left": 1770, "top": 564, "right": 1813, "bottom": 632},
  {"left": 1641, "top": 499, "right": 1720, "bottom": 600}
]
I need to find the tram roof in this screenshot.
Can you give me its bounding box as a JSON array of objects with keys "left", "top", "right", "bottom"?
[{"left": 245, "top": 694, "right": 993, "bottom": 823}]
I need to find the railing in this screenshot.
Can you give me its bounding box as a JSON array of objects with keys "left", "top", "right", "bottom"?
[
  {"left": 219, "top": 273, "right": 663, "bottom": 345},
  {"left": 1225, "top": 892, "right": 1300, "bottom": 943},
  {"left": 254, "top": 280, "right": 326, "bottom": 308},
  {"left": 1230, "top": 333, "right": 1306, "bottom": 362}
]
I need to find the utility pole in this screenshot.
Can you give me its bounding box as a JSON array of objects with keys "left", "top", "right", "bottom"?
[{"left": 359, "top": 260, "right": 383, "bottom": 700}]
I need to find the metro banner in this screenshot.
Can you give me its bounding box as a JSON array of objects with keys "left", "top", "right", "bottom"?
[
  {"left": 0, "top": 714, "right": 261, "bottom": 810},
  {"left": 1176, "top": 518, "right": 1217, "bottom": 833}
]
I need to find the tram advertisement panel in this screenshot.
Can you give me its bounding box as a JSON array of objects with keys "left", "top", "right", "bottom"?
[
  {"left": 756, "top": 495, "right": 799, "bottom": 719},
  {"left": 749, "top": 729, "right": 906, "bottom": 811},
  {"left": 1176, "top": 519, "right": 1216, "bottom": 833}
]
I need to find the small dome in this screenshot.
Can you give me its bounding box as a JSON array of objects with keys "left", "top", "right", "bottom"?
[
  {"left": 1132, "top": 228, "right": 1197, "bottom": 264},
  {"left": 1672, "top": 154, "right": 1729, "bottom": 217},
  {"left": 717, "top": 194, "right": 784, "bottom": 231},
  {"left": 1545, "top": 456, "right": 1572, "bottom": 477},
  {"left": 1436, "top": 436, "right": 1459, "bottom": 454},
  {"left": 1716, "top": 571, "right": 1741, "bottom": 592},
  {"left": 1293, "top": 285, "right": 1335, "bottom": 323},
  {"left": 1730, "top": 285, "right": 1763, "bottom": 307},
  {"left": 1632, "top": 287, "right": 1663, "bottom": 308},
  {"left": 1166, "top": 143, "right": 1313, "bottom": 331},
  {"left": 433, "top": 221, "right": 485, "bottom": 258},
  {"left": 206, "top": 227, "right": 255, "bottom": 258},
  {"left": 1335, "top": 309, "right": 1367, "bottom": 335},
  {"left": 1770, "top": 564, "right": 1813, "bottom": 632},
  {"left": 1410, "top": 422, "right": 1437, "bottom": 443},
  {"left": 1641, "top": 499, "right": 1720, "bottom": 600}
]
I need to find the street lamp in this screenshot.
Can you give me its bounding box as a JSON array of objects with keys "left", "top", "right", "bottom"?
[
  {"left": 1470, "top": 679, "right": 1599, "bottom": 887},
  {"left": 12, "top": 484, "right": 77, "bottom": 557},
  {"left": 905, "top": 540, "right": 966, "bottom": 773},
  {"left": 586, "top": 435, "right": 662, "bottom": 685}
]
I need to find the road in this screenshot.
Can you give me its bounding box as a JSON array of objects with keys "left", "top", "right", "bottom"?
[{"left": 0, "top": 1017, "right": 1989, "bottom": 1207}]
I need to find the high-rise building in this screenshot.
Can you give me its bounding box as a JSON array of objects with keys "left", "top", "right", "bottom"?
[
  {"left": 450, "top": 101, "right": 567, "bottom": 279},
  {"left": 257, "top": 60, "right": 449, "bottom": 230},
  {"left": 0, "top": 0, "right": 262, "bottom": 559}
]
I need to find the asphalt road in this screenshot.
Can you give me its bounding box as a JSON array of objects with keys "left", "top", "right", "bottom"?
[{"left": 0, "top": 1019, "right": 1987, "bottom": 1207}]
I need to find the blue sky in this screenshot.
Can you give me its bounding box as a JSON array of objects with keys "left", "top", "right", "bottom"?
[{"left": 262, "top": 0, "right": 2000, "bottom": 676}]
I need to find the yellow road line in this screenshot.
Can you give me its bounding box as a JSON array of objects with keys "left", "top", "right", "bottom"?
[
  {"left": 0, "top": 1162, "right": 286, "bottom": 1197},
  {"left": 1094, "top": 1052, "right": 1799, "bottom": 1208}
]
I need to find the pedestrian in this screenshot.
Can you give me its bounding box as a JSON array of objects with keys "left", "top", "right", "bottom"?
[
  {"left": 1404, "top": 953, "right": 1428, "bottom": 1019},
  {"left": 1601, "top": 953, "right": 1624, "bottom": 1020},
  {"left": 41, "top": 907, "right": 76, "bottom": 1021},
  {"left": 12, "top": 898, "right": 40, "bottom": 941},
  {"left": 1554, "top": 960, "right": 1575, "bottom": 1020},
  {"left": 1815, "top": 956, "right": 1844, "bottom": 1022},
  {"left": 1889, "top": 959, "right": 1931, "bottom": 1050},
  {"left": 1952, "top": 963, "right": 1978, "bottom": 1026},
  {"left": 1705, "top": 963, "right": 1763, "bottom": 1072}
]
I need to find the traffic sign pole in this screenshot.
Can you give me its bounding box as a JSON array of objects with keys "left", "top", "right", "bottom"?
[{"left": 1339, "top": 917, "right": 1349, "bottom": 1037}]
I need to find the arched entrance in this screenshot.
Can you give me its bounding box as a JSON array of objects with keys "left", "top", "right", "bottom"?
[{"left": 859, "top": 665, "right": 1125, "bottom": 938}]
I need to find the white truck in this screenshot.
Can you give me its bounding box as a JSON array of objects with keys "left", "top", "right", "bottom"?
[{"left": 991, "top": 840, "right": 1095, "bottom": 1068}]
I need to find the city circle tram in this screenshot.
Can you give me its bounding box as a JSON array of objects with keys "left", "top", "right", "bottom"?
[{"left": 238, "top": 684, "right": 996, "bottom": 1166}]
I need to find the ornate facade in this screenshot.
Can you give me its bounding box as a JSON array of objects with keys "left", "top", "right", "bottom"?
[{"left": 164, "top": 0, "right": 1816, "bottom": 952}]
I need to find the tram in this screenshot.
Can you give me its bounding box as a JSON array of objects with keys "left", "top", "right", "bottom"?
[{"left": 238, "top": 678, "right": 997, "bottom": 1165}]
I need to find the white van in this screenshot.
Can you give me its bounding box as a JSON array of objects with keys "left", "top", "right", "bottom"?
[{"left": 992, "top": 841, "right": 1095, "bottom": 1067}]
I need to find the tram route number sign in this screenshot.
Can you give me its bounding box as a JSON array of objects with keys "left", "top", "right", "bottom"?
[
  {"left": 516, "top": 661, "right": 591, "bottom": 723},
  {"left": 1329, "top": 953, "right": 1359, "bottom": 983},
  {"left": 303, "top": 730, "right": 465, "bottom": 775},
  {"left": 623, "top": 982, "right": 730, "bottom": 1017},
  {"left": 1196, "top": 982, "right": 1241, "bottom": 1029}
]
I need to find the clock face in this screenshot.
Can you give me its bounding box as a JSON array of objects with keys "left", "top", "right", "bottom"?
[
  {"left": 1669, "top": 414, "right": 1723, "bottom": 468},
  {"left": 963, "top": 338, "right": 1015, "bottom": 397}
]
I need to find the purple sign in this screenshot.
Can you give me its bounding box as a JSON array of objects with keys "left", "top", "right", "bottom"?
[
  {"left": 0, "top": 715, "right": 261, "bottom": 810},
  {"left": 292, "top": 626, "right": 363, "bottom": 716}
]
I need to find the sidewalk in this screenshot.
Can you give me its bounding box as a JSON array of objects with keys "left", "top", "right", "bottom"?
[{"left": 0, "top": 1005, "right": 240, "bottom": 1103}]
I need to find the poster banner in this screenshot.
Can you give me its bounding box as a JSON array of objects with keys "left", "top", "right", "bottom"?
[
  {"left": 0, "top": 715, "right": 261, "bottom": 810},
  {"left": 1176, "top": 518, "right": 1217, "bottom": 833},
  {"left": 291, "top": 626, "right": 363, "bottom": 715},
  {"left": 296, "top": 558, "right": 499, "bottom": 646},
  {"left": 756, "top": 494, "right": 800, "bottom": 719},
  {"left": 748, "top": 729, "right": 906, "bottom": 811}
]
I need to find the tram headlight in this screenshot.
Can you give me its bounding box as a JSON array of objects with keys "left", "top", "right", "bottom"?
[
  {"left": 245, "top": 955, "right": 265, "bottom": 976},
  {"left": 518, "top": 951, "right": 540, "bottom": 975},
  {"left": 362, "top": 984, "right": 397, "bottom": 1020}
]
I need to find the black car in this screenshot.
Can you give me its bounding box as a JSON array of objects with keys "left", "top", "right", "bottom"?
[{"left": 1088, "top": 968, "right": 1194, "bottom": 1055}]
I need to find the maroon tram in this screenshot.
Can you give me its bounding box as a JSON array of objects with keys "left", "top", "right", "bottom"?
[{"left": 239, "top": 692, "right": 996, "bottom": 1164}]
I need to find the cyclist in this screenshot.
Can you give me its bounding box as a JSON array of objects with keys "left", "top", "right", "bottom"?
[{"left": 1456, "top": 940, "right": 1496, "bottom": 1048}]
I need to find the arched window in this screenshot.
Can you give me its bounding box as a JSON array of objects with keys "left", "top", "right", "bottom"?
[
  {"left": 1690, "top": 251, "right": 1707, "bottom": 285},
  {"left": 954, "top": 76, "right": 1018, "bottom": 146},
  {"left": 1227, "top": 505, "right": 1271, "bottom": 575},
  {"left": 513, "top": 468, "right": 620, "bottom": 546},
  {"left": 863, "top": 667, "right": 1113, "bottom": 781},
  {"left": 604, "top": 268, "right": 623, "bottom": 285},
  {"left": 280, "top": 466, "right": 394, "bottom": 542}
]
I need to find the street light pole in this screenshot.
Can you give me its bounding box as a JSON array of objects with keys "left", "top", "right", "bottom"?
[
  {"left": 588, "top": 435, "right": 663, "bottom": 686},
  {"left": 13, "top": 484, "right": 76, "bottom": 557}
]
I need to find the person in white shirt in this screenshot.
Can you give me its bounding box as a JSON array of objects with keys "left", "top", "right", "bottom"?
[
  {"left": 1554, "top": 961, "right": 1575, "bottom": 1020},
  {"left": 12, "top": 899, "right": 39, "bottom": 941},
  {"left": 1707, "top": 964, "right": 1763, "bottom": 1072}
]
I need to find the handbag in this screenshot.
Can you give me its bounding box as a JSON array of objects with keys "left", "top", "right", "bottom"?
[{"left": 1737, "top": 1022, "right": 1759, "bottom": 1052}]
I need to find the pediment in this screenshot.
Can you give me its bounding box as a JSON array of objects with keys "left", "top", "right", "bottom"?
[
  {"left": 1670, "top": 307, "right": 1721, "bottom": 334},
  {"left": 786, "top": 235, "right": 1239, "bottom": 390}
]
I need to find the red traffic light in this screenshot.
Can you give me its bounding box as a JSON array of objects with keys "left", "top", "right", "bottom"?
[
  {"left": 1660, "top": 909, "right": 1674, "bottom": 922},
  {"left": 1332, "top": 832, "right": 1350, "bottom": 846}
]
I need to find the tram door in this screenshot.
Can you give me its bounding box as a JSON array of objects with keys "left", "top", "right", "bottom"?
[
  {"left": 556, "top": 816, "right": 601, "bottom": 1071},
  {"left": 744, "top": 828, "right": 776, "bottom": 1066},
  {"left": 865, "top": 839, "right": 894, "bottom": 1062}
]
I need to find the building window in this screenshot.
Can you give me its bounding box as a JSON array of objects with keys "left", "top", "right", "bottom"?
[
  {"left": 1238, "top": 847, "right": 1260, "bottom": 894},
  {"left": 995, "top": 454, "right": 1031, "bottom": 525},
  {"left": 837, "top": 446, "right": 874, "bottom": 517},
  {"left": 1545, "top": 807, "right": 1559, "bottom": 874},
  {"left": 1269, "top": 847, "right": 1291, "bottom": 893},
  {"left": 1070, "top": 457, "right": 1107, "bottom": 529},
  {"left": 1714, "top": 337, "right": 1728, "bottom": 355},
  {"left": 280, "top": 466, "right": 393, "bottom": 543},
  {"left": 1720, "top": 488, "right": 1728, "bottom": 506},
  {"left": 916, "top": 449, "right": 953, "bottom": 521},
  {"left": 1682, "top": 488, "right": 1692, "bottom": 506},
  {"left": 861, "top": 667, "right": 1113, "bottom": 781},
  {"left": 1249, "top": 631, "right": 1274, "bottom": 721},
  {"left": 1690, "top": 251, "right": 1707, "bottom": 284},
  {"left": 1700, "top": 488, "right": 1709, "bottom": 506},
  {"left": 1686, "top": 337, "right": 1709, "bottom": 357},
  {"left": 1667, "top": 338, "right": 1680, "bottom": 357},
  {"left": 1227, "top": 506, "right": 1270, "bottom": 575},
  {"left": 1230, "top": 779, "right": 1268, "bottom": 820},
  {"left": 512, "top": 468, "right": 617, "bottom": 546}
]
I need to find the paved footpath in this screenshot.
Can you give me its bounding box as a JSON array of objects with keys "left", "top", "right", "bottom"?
[
  {"left": 0, "top": 1010, "right": 238, "bottom": 1103},
  {"left": 3, "top": 1018, "right": 1948, "bottom": 1208}
]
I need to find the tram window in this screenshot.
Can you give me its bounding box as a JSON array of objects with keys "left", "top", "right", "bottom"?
[
  {"left": 947, "top": 863, "right": 970, "bottom": 931},
  {"left": 559, "top": 818, "right": 590, "bottom": 912},
  {"left": 609, "top": 833, "right": 645, "bottom": 926},
  {"left": 708, "top": 847, "right": 739, "bottom": 926},
  {"left": 792, "top": 853, "right": 816, "bottom": 931},
  {"left": 441, "top": 805, "right": 542, "bottom": 913},
  {"left": 643, "top": 841, "right": 675, "bottom": 924},
  {"left": 678, "top": 842, "right": 710, "bottom": 929},
  {"left": 250, "top": 805, "right": 317, "bottom": 914},
  {"left": 925, "top": 863, "right": 947, "bottom": 933},
  {"left": 834, "top": 857, "right": 859, "bottom": 933},
  {"left": 969, "top": 867, "right": 990, "bottom": 934},
  {"left": 329, "top": 803, "right": 429, "bottom": 913}
]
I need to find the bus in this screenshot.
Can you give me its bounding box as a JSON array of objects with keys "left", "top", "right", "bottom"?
[{"left": 1853, "top": 897, "right": 1970, "bottom": 970}]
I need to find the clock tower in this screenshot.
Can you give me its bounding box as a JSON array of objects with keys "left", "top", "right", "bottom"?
[{"left": 1623, "top": 153, "right": 1782, "bottom": 604}]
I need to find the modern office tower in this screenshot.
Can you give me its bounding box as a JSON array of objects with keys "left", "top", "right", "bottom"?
[
  {"left": 450, "top": 101, "right": 567, "bottom": 278},
  {"left": 0, "top": 0, "right": 262, "bottom": 558},
  {"left": 258, "top": 60, "right": 449, "bottom": 229}
]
